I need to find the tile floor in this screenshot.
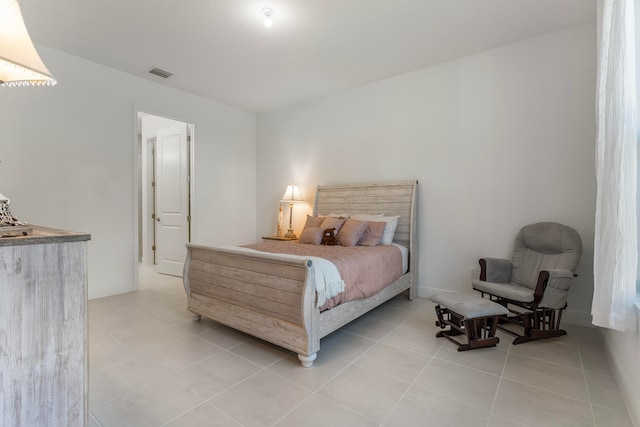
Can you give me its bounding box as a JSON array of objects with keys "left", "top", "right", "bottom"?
[{"left": 88, "top": 266, "right": 633, "bottom": 426}]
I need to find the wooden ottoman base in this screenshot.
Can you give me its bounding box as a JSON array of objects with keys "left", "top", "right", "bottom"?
[{"left": 429, "top": 292, "right": 509, "bottom": 352}]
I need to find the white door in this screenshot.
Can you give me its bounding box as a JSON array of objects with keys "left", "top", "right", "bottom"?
[{"left": 155, "top": 125, "right": 189, "bottom": 276}]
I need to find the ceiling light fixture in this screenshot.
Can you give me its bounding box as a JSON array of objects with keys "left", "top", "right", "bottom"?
[
  {"left": 0, "top": 0, "right": 56, "bottom": 87},
  {"left": 262, "top": 7, "right": 275, "bottom": 28}
]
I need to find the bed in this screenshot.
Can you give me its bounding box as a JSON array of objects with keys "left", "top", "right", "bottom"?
[{"left": 183, "top": 180, "right": 418, "bottom": 367}]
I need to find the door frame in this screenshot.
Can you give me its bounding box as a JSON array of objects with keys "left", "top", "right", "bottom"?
[{"left": 133, "top": 106, "right": 195, "bottom": 289}]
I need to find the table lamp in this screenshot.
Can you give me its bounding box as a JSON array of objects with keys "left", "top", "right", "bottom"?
[{"left": 281, "top": 184, "right": 303, "bottom": 238}]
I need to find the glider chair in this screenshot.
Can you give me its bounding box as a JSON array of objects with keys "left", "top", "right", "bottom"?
[{"left": 472, "top": 222, "right": 582, "bottom": 345}]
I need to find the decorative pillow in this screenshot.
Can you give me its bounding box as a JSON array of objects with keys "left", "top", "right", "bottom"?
[
  {"left": 357, "top": 221, "right": 386, "bottom": 246},
  {"left": 299, "top": 227, "right": 324, "bottom": 245},
  {"left": 302, "top": 215, "right": 325, "bottom": 231},
  {"left": 379, "top": 216, "right": 400, "bottom": 245},
  {"left": 320, "top": 216, "right": 346, "bottom": 233},
  {"left": 352, "top": 214, "right": 400, "bottom": 245},
  {"left": 336, "top": 219, "right": 368, "bottom": 247}
]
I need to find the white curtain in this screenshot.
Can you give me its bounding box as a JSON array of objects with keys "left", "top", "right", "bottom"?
[{"left": 592, "top": 0, "right": 638, "bottom": 331}]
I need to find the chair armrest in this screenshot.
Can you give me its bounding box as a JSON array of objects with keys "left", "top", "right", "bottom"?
[
  {"left": 479, "top": 258, "right": 512, "bottom": 283},
  {"left": 535, "top": 268, "right": 575, "bottom": 308}
]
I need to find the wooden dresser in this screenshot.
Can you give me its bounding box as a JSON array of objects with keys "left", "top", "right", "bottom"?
[{"left": 0, "top": 226, "right": 91, "bottom": 426}]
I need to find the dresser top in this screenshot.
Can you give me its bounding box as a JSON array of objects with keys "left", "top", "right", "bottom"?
[{"left": 0, "top": 225, "right": 91, "bottom": 247}]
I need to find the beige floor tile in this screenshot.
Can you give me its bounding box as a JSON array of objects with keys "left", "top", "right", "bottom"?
[
  {"left": 138, "top": 302, "right": 192, "bottom": 323},
  {"left": 275, "top": 394, "right": 377, "bottom": 427},
  {"left": 355, "top": 343, "right": 431, "bottom": 384},
  {"left": 171, "top": 317, "right": 224, "bottom": 336},
  {"left": 89, "top": 325, "right": 114, "bottom": 347},
  {"left": 414, "top": 358, "right": 500, "bottom": 409},
  {"left": 143, "top": 335, "right": 223, "bottom": 373},
  {"left": 99, "top": 308, "right": 168, "bottom": 340},
  {"left": 510, "top": 339, "right": 582, "bottom": 368},
  {"left": 91, "top": 375, "right": 204, "bottom": 427},
  {"left": 119, "top": 324, "right": 195, "bottom": 355},
  {"left": 89, "top": 357, "right": 162, "bottom": 409},
  {"left": 581, "top": 347, "right": 615, "bottom": 376},
  {"left": 88, "top": 413, "right": 100, "bottom": 427},
  {"left": 586, "top": 371, "right": 627, "bottom": 413},
  {"left": 320, "top": 330, "right": 377, "bottom": 362},
  {"left": 381, "top": 323, "right": 444, "bottom": 355},
  {"left": 398, "top": 310, "right": 439, "bottom": 331},
  {"left": 268, "top": 352, "right": 351, "bottom": 391},
  {"left": 86, "top": 268, "right": 630, "bottom": 426},
  {"left": 487, "top": 414, "right": 529, "bottom": 427},
  {"left": 172, "top": 351, "right": 260, "bottom": 399},
  {"left": 382, "top": 295, "right": 432, "bottom": 313},
  {"left": 89, "top": 302, "right": 138, "bottom": 327},
  {"left": 198, "top": 323, "right": 251, "bottom": 349},
  {"left": 592, "top": 404, "right": 634, "bottom": 427},
  {"left": 212, "top": 370, "right": 311, "bottom": 427},
  {"left": 342, "top": 315, "right": 399, "bottom": 340},
  {"left": 493, "top": 379, "right": 594, "bottom": 427},
  {"left": 576, "top": 326, "right": 607, "bottom": 351},
  {"left": 89, "top": 339, "right": 136, "bottom": 372},
  {"left": 383, "top": 386, "right": 491, "bottom": 427},
  {"left": 164, "top": 402, "right": 242, "bottom": 427},
  {"left": 229, "top": 338, "right": 291, "bottom": 367},
  {"left": 503, "top": 353, "right": 589, "bottom": 401},
  {"left": 368, "top": 303, "right": 416, "bottom": 324},
  {"left": 435, "top": 339, "right": 508, "bottom": 375},
  {"left": 318, "top": 365, "right": 409, "bottom": 423}
]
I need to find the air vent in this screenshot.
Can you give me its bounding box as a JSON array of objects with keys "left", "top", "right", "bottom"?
[{"left": 146, "top": 67, "right": 173, "bottom": 79}]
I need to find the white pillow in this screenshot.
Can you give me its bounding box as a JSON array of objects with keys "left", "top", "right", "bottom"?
[
  {"left": 328, "top": 213, "right": 350, "bottom": 218},
  {"left": 351, "top": 214, "right": 400, "bottom": 245}
]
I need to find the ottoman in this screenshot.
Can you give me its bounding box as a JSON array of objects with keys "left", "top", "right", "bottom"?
[{"left": 428, "top": 292, "right": 509, "bottom": 351}]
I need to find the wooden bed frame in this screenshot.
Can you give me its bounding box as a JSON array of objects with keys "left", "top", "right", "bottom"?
[{"left": 183, "top": 180, "right": 418, "bottom": 367}]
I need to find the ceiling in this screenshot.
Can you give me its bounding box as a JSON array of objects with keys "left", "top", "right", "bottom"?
[{"left": 20, "top": 0, "right": 596, "bottom": 113}]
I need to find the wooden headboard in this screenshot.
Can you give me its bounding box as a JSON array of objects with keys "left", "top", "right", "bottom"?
[{"left": 313, "top": 180, "right": 418, "bottom": 272}]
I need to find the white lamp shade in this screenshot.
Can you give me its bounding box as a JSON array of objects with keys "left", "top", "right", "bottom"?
[
  {"left": 281, "top": 184, "right": 303, "bottom": 203},
  {"left": 0, "top": 0, "right": 56, "bottom": 87}
]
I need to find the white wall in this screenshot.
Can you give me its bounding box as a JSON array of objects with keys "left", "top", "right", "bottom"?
[
  {"left": 0, "top": 46, "right": 256, "bottom": 299},
  {"left": 257, "top": 23, "right": 597, "bottom": 323}
]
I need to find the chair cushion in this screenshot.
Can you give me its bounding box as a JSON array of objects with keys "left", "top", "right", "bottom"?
[
  {"left": 428, "top": 292, "right": 508, "bottom": 318},
  {"left": 472, "top": 279, "right": 534, "bottom": 303},
  {"left": 511, "top": 222, "right": 582, "bottom": 290}
]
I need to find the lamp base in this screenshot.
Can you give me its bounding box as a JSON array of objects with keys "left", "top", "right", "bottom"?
[{"left": 283, "top": 229, "right": 297, "bottom": 239}]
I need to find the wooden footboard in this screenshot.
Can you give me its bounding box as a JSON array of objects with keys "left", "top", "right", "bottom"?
[{"left": 183, "top": 244, "right": 321, "bottom": 366}]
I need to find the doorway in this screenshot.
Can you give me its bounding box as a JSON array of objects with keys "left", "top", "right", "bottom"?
[{"left": 137, "top": 112, "right": 193, "bottom": 278}]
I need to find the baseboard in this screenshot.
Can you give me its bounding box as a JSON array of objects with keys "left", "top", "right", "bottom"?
[
  {"left": 417, "top": 286, "right": 593, "bottom": 326},
  {"left": 88, "top": 282, "right": 136, "bottom": 300},
  {"left": 604, "top": 331, "right": 640, "bottom": 427}
]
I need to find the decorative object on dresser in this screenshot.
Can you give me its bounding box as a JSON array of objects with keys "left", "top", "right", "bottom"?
[
  {"left": 183, "top": 180, "right": 418, "bottom": 367},
  {"left": 280, "top": 183, "right": 304, "bottom": 239},
  {"left": 0, "top": 226, "right": 90, "bottom": 426},
  {"left": 0, "top": 192, "right": 32, "bottom": 236}
]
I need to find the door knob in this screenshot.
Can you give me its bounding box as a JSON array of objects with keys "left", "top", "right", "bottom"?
[{"left": 155, "top": 217, "right": 161, "bottom": 222}]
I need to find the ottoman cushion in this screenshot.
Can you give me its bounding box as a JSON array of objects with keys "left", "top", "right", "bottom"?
[{"left": 429, "top": 292, "right": 509, "bottom": 319}]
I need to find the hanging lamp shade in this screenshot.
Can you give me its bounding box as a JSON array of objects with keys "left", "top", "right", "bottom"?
[{"left": 0, "top": 0, "right": 56, "bottom": 87}]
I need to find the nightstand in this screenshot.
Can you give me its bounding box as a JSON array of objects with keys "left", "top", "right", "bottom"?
[{"left": 261, "top": 235, "right": 299, "bottom": 243}]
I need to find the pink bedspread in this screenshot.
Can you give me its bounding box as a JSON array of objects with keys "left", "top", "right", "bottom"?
[{"left": 244, "top": 242, "right": 403, "bottom": 310}]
